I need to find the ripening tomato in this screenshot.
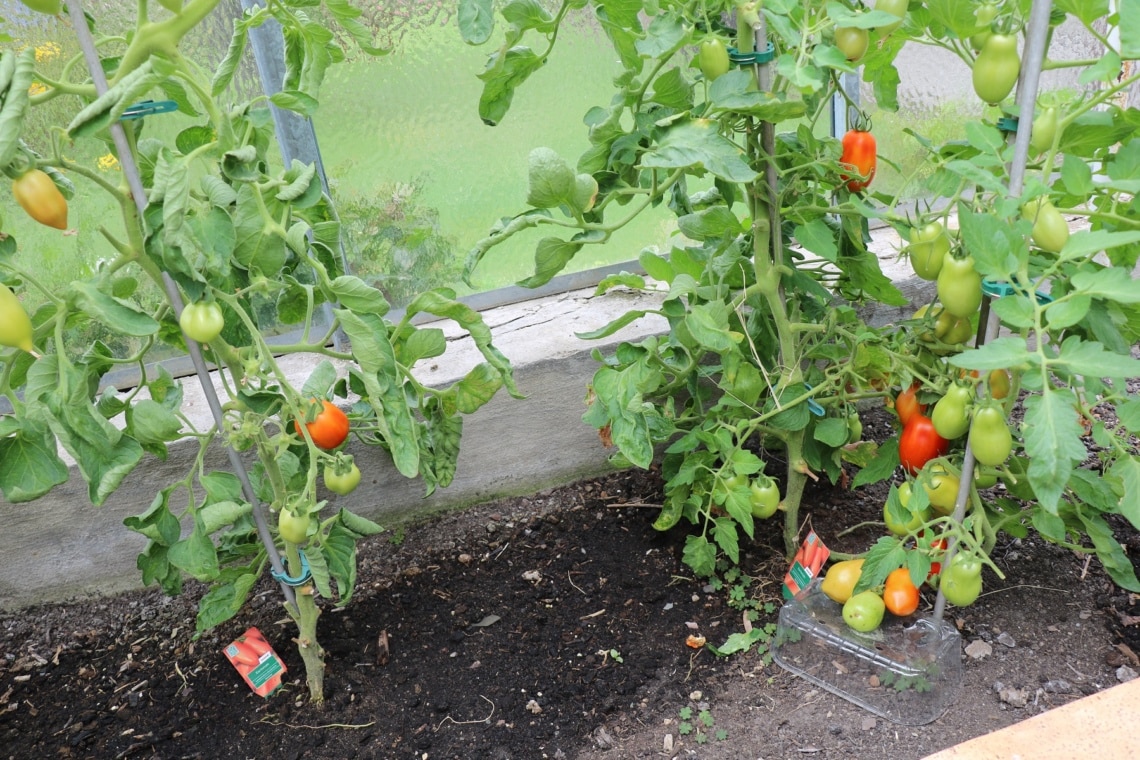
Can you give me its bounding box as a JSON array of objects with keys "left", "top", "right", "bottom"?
[
  {"left": 894, "top": 382, "right": 926, "bottom": 426},
  {"left": 698, "top": 38, "right": 731, "bottom": 81},
  {"left": 987, "top": 368, "right": 1011, "bottom": 400},
  {"left": 923, "top": 466, "right": 961, "bottom": 516},
  {"left": 12, "top": 169, "right": 68, "bottom": 230},
  {"left": 843, "top": 590, "right": 885, "bottom": 632},
  {"left": 969, "top": 404, "right": 1013, "bottom": 466},
  {"left": 834, "top": 26, "right": 870, "bottom": 62},
  {"left": 821, "top": 558, "right": 865, "bottom": 604},
  {"left": 937, "top": 254, "right": 983, "bottom": 318},
  {"left": 883, "top": 568, "right": 920, "bottom": 616},
  {"left": 899, "top": 414, "right": 949, "bottom": 475},
  {"left": 0, "top": 282, "right": 35, "bottom": 353},
  {"left": 295, "top": 399, "right": 350, "bottom": 449},
  {"left": 973, "top": 32, "right": 1021, "bottom": 104},
  {"left": 840, "top": 127, "right": 876, "bottom": 192},
  {"left": 909, "top": 222, "right": 951, "bottom": 281}
]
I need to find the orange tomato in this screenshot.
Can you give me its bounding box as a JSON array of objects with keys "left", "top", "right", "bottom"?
[
  {"left": 883, "top": 568, "right": 920, "bottom": 616},
  {"left": 894, "top": 382, "right": 926, "bottom": 426}
]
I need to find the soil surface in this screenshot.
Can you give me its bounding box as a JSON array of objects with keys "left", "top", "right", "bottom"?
[{"left": 3, "top": 408, "right": 1139, "bottom": 760}]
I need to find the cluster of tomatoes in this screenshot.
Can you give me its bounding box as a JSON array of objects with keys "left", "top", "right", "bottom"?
[{"left": 821, "top": 559, "right": 922, "bottom": 633}]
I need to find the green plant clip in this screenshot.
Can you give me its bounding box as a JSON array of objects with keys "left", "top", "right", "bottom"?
[
  {"left": 995, "top": 116, "right": 1019, "bottom": 133},
  {"left": 271, "top": 552, "right": 313, "bottom": 587},
  {"left": 728, "top": 42, "right": 775, "bottom": 65},
  {"left": 981, "top": 278, "right": 1052, "bottom": 304},
  {"left": 120, "top": 99, "right": 178, "bottom": 120}
]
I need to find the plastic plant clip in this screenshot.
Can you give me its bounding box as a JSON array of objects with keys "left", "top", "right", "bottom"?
[
  {"left": 773, "top": 0, "right": 1059, "bottom": 726},
  {"left": 120, "top": 99, "right": 178, "bottom": 120}
]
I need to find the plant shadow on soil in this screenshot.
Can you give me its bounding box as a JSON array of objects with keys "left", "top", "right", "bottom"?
[{"left": 3, "top": 409, "right": 1139, "bottom": 760}]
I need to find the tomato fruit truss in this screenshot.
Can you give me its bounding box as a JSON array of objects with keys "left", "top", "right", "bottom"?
[
  {"left": 932, "top": 383, "right": 973, "bottom": 440},
  {"left": 883, "top": 568, "right": 920, "bottom": 616},
  {"left": 899, "top": 414, "right": 948, "bottom": 475},
  {"left": 324, "top": 456, "right": 362, "bottom": 495},
  {"left": 0, "top": 282, "right": 35, "bottom": 353},
  {"left": 839, "top": 122, "right": 876, "bottom": 192},
  {"left": 940, "top": 552, "right": 983, "bottom": 606},
  {"left": 894, "top": 382, "right": 926, "bottom": 426},
  {"left": 698, "top": 38, "right": 730, "bottom": 81},
  {"left": 12, "top": 168, "right": 68, "bottom": 230},
  {"left": 973, "top": 32, "right": 1021, "bottom": 105},
  {"left": 969, "top": 403, "right": 1013, "bottom": 466},
  {"left": 937, "top": 254, "right": 983, "bottom": 318},
  {"left": 179, "top": 300, "right": 224, "bottom": 344},
  {"left": 909, "top": 222, "right": 950, "bottom": 281},
  {"left": 295, "top": 399, "right": 350, "bottom": 449}
]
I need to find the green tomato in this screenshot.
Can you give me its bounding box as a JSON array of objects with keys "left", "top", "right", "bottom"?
[
  {"left": 1029, "top": 106, "right": 1060, "bottom": 154},
  {"left": 874, "top": 0, "right": 907, "bottom": 34},
  {"left": 842, "top": 590, "right": 886, "bottom": 632},
  {"left": 884, "top": 482, "right": 930, "bottom": 536},
  {"left": 698, "top": 38, "right": 731, "bottom": 81},
  {"left": 974, "top": 466, "right": 999, "bottom": 489},
  {"left": 1022, "top": 198, "right": 1069, "bottom": 253},
  {"left": 970, "top": 3, "right": 998, "bottom": 50},
  {"left": 923, "top": 467, "right": 961, "bottom": 516},
  {"left": 834, "top": 26, "right": 869, "bottom": 62},
  {"left": 941, "top": 553, "right": 983, "bottom": 606},
  {"left": 179, "top": 300, "right": 225, "bottom": 343},
  {"left": 324, "top": 460, "right": 362, "bottom": 495},
  {"left": 749, "top": 479, "right": 780, "bottom": 519},
  {"left": 937, "top": 254, "right": 983, "bottom": 318},
  {"left": 909, "top": 222, "right": 951, "bottom": 281},
  {"left": 931, "top": 384, "right": 973, "bottom": 440},
  {"left": 973, "top": 33, "right": 1021, "bottom": 105},
  {"left": 0, "top": 282, "right": 35, "bottom": 353},
  {"left": 278, "top": 506, "right": 312, "bottom": 544},
  {"left": 969, "top": 404, "right": 1013, "bottom": 466},
  {"left": 19, "top": 0, "right": 62, "bottom": 14},
  {"left": 847, "top": 411, "right": 863, "bottom": 444},
  {"left": 943, "top": 315, "right": 974, "bottom": 345}
]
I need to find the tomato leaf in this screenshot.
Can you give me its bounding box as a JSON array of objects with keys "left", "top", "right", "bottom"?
[
  {"left": 0, "top": 418, "right": 69, "bottom": 503},
  {"left": 641, "top": 121, "right": 759, "bottom": 184},
  {"left": 851, "top": 436, "right": 899, "bottom": 488},
  {"left": 852, "top": 536, "right": 906, "bottom": 595},
  {"left": 196, "top": 570, "right": 259, "bottom": 632},
  {"left": 713, "top": 517, "right": 741, "bottom": 564},
  {"left": 1078, "top": 512, "right": 1140, "bottom": 591},
  {"left": 683, "top": 534, "right": 717, "bottom": 577},
  {"left": 1022, "top": 389, "right": 1088, "bottom": 512}
]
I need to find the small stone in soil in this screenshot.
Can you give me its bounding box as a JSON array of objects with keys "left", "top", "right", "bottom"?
[
  {"left": 1116, "top": 665, "right": 1138, "bottom": 683},
  {"left": 965, "top": 639, "right": 993, "bottom": 660},
  {"left": 996, "top": 632, "right": 1016, "bottom": 648}
]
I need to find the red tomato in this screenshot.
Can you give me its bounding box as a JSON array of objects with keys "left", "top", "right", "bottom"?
[
  {"left": 294, "top": 399, "right": 350, "bottom": 449},
  {"left": 883, "top": 568, "right": 920, "bottom": 616},
  {"left": 899, "top": 414, "right": 949, "bottom": 475},
  {"left": 840, "top": 128, "right": 876, "bottom": 192}
]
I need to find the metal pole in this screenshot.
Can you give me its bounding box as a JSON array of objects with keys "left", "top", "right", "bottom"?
[
  {"left": 64, "top": 0, "right": 295, "bottom": 605},
  {"left": 932, "top": 0, "right": 1055, "bottom": 623}
]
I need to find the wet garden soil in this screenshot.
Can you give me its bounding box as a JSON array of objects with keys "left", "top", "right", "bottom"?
[{"left": 3, "top": 408, "right": 1139, "bottom": 760}]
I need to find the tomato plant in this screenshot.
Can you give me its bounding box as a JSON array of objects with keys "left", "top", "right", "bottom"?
[
  {"left": 179, "top": 301, "right": 224, "bottom": 344},
  {"left": 461, "top": 0, "right": 1140, "bottom": 603},
  {"left": 0, "top": 4, "right": 520, "bottom": 705},
  {"left": 839, "top": 124, "right": 876, "bottom": 192}
]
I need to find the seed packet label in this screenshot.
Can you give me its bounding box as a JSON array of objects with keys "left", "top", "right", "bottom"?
[
  {"left": 782, "top": 531, "right": 830, "bottom": 600},
  {"left": 223, "top": 626, "right": 286, "bottom": 698}
]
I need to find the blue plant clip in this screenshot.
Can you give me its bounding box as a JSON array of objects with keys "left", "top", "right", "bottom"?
[
  {"left": 801, "top": 383, "right": 826, "bottom": 417},
  {"left": 120, "top": 99, "right": 178, "bottom": 120},
  {"left": 271, "top": 552, "right": 313, "bottom": 587},
  {"left": 981, "top": 278, "right": 1053, "bottom": 304}
]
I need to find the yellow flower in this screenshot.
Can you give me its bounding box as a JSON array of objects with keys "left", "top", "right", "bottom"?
[
  {"left": 34, "top": 43, "right": 60, "bottom": 63},
  {"left": 96, "top": 154, "right": 119, "bottom": 171},
  {"left": 28, "top": 82, "right": 47, "bottom": 96}
]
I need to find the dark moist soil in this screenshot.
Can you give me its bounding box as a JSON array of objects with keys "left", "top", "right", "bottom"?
[{"left": 3, "top": 408, "right": 1139, "bottom": 760}]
